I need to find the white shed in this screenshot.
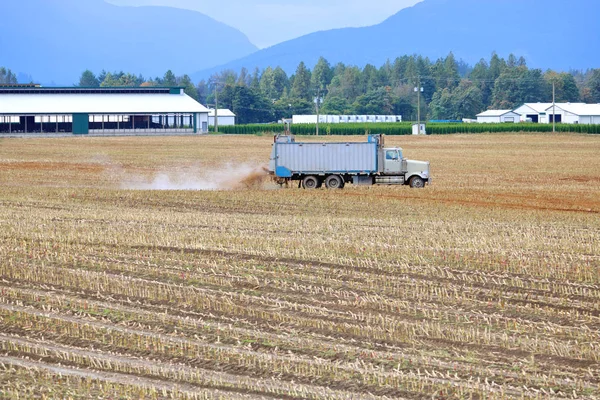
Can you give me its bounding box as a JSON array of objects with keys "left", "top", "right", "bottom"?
[
  {"left": 476, "top": 110, "right": 520, "bottom": 123},
  {"left": 209, "top": 109, "right": 236, "bottom": 126},
  {"left": 544, "top": 104, "right": 600, "bottom": 124},
  {"left": 513, "top": 103, "right": 553, "bottom": 123},
  {"left": 514, "top": 103, "right": 587, "bottom": 123}
]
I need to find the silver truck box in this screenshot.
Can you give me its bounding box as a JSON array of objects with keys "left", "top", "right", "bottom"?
[{"left": 274, "top": 141, "right": 377, "bottom": 176}]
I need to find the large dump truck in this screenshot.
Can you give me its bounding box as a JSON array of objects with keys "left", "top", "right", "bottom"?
[{"left": 269, "top": 134, "right": 430, "bottom": 189}]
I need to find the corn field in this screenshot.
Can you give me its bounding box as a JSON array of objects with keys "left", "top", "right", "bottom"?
[
  {"left": 0, "top": 133, "right": 599, "bottom": 399},
  {"left": 216, "top": 122, "right": 600, "bottom": 135}
]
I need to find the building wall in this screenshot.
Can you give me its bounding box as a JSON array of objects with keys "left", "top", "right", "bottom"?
[
  {"left": 501, "top": 113, "right": 520, "bottom": 123},
  {"left": 546, "top": 107, "right": 580, "bottom": 124},
  {"left": 292, "top": 115, "right": 402, "bottom": 124},
  {"left": 581, "top": 116, "right": 600, "bottom": 124},
  {"left": 208, "top": 116, "right": 235, "bottom": 126},
  {"left": 197, "top": 112, "right": 209, "bottom": 132},
  {"left": 514, "top": 105, "right": 538, "bottom": 122},
  {"left": 477, "top": 116, "right": 501, "bottom": 123},
  {"left": 477, "top": 113, "right": 519, "bottom": 123}
]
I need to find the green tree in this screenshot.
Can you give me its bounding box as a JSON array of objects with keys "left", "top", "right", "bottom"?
[
  {"left": 163, "top": 70, "right": 177, "bottom": 87},
  {"left": 544, "top": 71, "right": 580, "bottom": 103},
  {"left": 429, "top": 88, "right": 453, "bottom": 119},
  {"left": 259, "top": 67, "right": 275, "bottom": 99},
  {"left": 492, "top": 67, "right": 546, "bottom": 109},
  {"left": 100, "top": 72, "right": 119, "bottom": 87},
  {"left": 117, "top": 73, "right": 138, "bottom": 87},
  {"left": 311, "top": 57, "right": 333, "bottom": 92},
  {"left": 469, "top": 59, "right": 492, "bottom": 107},
  {"left": 291, "top": 61, "right": 312, "bottom": 101},
  {"left": 351, "top": 87, "right": 394, "bottom": 114},
  {"left": 231, "top": 86, "right": 274, "bottom": 124},
  {"left": 453, "top": 81, "right": 484, "bottom": 119},
  {"left": 78, "top": 70, "right": 99, "bottom": 87},
  {"left": 361, "top": 64, "right": 381, "bottom": 92},
  {"left": 196, "top": 80, "right": 208, "bottom": 104},
  {"left": 236, "top": 67, "right": 249, "bottom": 86},
  {"left": 489, "top": 52, "right": 506, "bottom": 82},
  {"left": 321, "top": 96, "right": 350, "bottom": 114},
  {"left": 250, "top": 68, "right": 261, "bottom": 91},
  {"left": 178, "top": 74, "right": 198, "bottom": 100},
  {"left": 0, "top": 67, "right": 18, "bottom": 84},
  {"left": 272, "top": 67, "right": 289, "bottom": 100},
  {"left": 584, "top": 69, "right": 600, "bottom": 103}
]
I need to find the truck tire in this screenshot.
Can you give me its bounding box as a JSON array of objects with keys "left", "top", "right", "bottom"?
[
  {"left": 409, "top": 176, "right": 425, "bottom": 188},
  {"left": 325, "top": 175, "right": 344, "bottom": 189},
  {"left": 302, "top": 176, "right": 320, "bottom": 189}
]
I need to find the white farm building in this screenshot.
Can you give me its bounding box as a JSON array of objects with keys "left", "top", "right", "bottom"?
[
  {"left": 292, "top": 115, "right": 402, "bottom": 124},
  {"left": 0, "top": 85, "right": 210, "bottom": 134},
  {"left": 476, "top": 110, "right": 520, "bottom": 123},
  {"left": 513, "top": 103, "right": 589, "bottom": 123},
  {"left": 543, "top": 103, "right": 600, "bottom": 124},
  {"left": 209, "top": 109, "right": 236, "bottom": 126}
]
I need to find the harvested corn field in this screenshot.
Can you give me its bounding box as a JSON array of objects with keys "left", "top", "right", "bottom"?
[{"left": 0, "top": 133, "right": 599, "bottom": 399}]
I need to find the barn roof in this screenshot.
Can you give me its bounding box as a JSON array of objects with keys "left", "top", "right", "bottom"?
[
  {"left": 477, "top": 110, "right": 516, "bottom": 117},
  {"left": 546, "top": 103, "right": 600, "bottom": 116},
  {"left": 0, "top": 93, "right": 209, "bottom": 114},
  {"left": 209, "top": 108, "right": 236, "bottom": 117}
]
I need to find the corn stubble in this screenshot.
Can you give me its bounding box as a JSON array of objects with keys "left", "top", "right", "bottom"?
[{"left": 0, "top": 134, "right": 599, "bottom": 399}]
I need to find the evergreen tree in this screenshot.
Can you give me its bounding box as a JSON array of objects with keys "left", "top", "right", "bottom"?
[
  {"left": 163, "top": 70, "right": 177, "bottom": 86},
  {"left": 259, "top": 67, "right": 275, "bottom": 99},
  {"left": 100, "top": 72, "right": 118, "bottom": 87},
  {"left": 196, "top": 80, "right": 208, "bottom": 104},
  {"left": 178, "top": 74, "right": 198, "bottom": 100},
  {"left": 291, "top": 62, "right": 312, "bottom": 101},
  {"left": 0, "top": 67, "right": 18, "bottom": 84},
  {"left": 584, "top": 69, "right": 600, "bottom": 103},
  {"left": 311, "top": 57, "right": 333, "bottom": 92}
]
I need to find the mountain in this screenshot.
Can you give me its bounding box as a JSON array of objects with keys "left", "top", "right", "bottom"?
[
  {"left": 0, "top": 0, "right": 257, "bottom": 85},
  {"left": 192, "top": 0, "right": 600, "bottom": 80}
]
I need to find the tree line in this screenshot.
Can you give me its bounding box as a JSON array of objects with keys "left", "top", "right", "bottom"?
[
  {"left": 4, "top": 54, "right": 600, "bottom": 124},
  {"left": 0, "top": 67, "right": 19, "bottom": 84},
  {"left": 77, "top": 53, "right": 600, "bottom": 124}
]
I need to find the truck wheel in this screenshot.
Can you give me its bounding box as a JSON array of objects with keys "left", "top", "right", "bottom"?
[
  {"left": 302, "top": 176, "right": 320, "bottom": 189},
  {"left": 409, "top": 176, "right": 425, "bottom": 188},
  {"left": 325, "top": 175, "right": 344, "bottom": 189}
]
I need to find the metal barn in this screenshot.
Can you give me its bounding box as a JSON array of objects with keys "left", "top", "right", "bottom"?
[{"left": 0, "top": 86, "right": 210, "bottom": 134}]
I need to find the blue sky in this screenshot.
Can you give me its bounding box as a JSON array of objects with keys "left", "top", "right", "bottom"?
[{"left": 107, "top": 0, "right": 422, "bottom": 48}]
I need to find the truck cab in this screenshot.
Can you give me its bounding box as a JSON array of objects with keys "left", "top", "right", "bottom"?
[
  {"left": 383, "top": 148, "right": 404, "bottom": 175},
  {"left": 382, "top": 147, "right": 430, "bottom": 188}
]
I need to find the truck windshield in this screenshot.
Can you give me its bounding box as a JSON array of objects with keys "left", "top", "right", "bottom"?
[{"left": 386, "top": 150, "right": 398, "bottom": 160}]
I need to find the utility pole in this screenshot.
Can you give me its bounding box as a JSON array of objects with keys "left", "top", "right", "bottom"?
[
  {"left": 552, "top": 80, "right": 556, "bottom": 133},
  {"left": 315, "top": 88, "right": 320, "bottom": 136},
  {"left": 417, "top": 77, "right": 421, "bottom": 128},
  {"left": 214, "top": 86, "right": 219, "bottom": 134},
  {"left": 414, "top": 77, "right": 423, "bottom": 133},
  {"left": 315, "top": 89, "right": 321, "bottom": 136}
]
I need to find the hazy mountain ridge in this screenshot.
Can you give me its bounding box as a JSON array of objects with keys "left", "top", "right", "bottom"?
[
  {"left": 0, "top": 0, "right": 258, "bottom": 85},
  {"left": 192, "top": 0, "right": 600, "bottom": 80}
]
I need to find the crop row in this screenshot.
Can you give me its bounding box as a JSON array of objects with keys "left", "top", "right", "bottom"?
[
  {"left": 0, "top": 334, "right": 373, "bottom": 400},
  {"left": 0, "top": 304, "right": 523, "bottom": 399},
  {"left": 215, "top": 122, "right": 600, "bottom": 135},
  {"left": 2, "top": 257, "right": 598, "bottom": 363},
  {"left": 1, "top": 288, "right": 597, "bottom": 398},
  {"left": 0, "top": 357, "right": 253, "bottom": 400}
]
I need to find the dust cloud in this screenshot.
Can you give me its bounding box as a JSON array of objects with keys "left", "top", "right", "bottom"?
[{"left": 118, "top": 164, "right": 271, "bottom": 191}]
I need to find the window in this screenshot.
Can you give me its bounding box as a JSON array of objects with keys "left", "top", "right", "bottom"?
[{"left": 386, "top": 150, "right": 398, "bottom": 160}]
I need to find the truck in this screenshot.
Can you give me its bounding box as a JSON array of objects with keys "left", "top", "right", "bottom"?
[{"left": 268, "top": 134, "right": 430, "bottom": 189}]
